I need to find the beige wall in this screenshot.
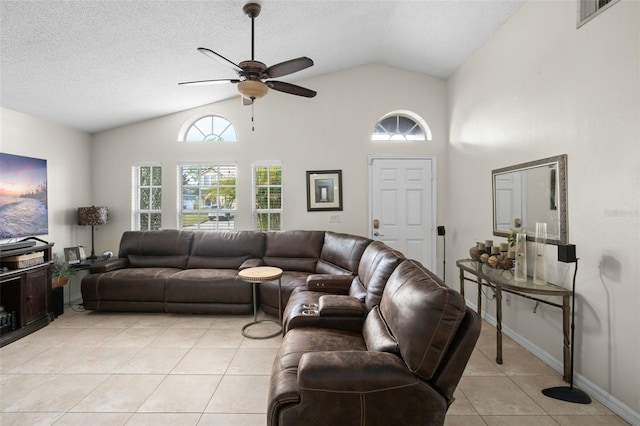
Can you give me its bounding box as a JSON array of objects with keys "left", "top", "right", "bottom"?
[
  {"left": 447, "top": 0, "right": 639, "bottom": 419},
  {"left": 1, "top": 107, "right": 93, "bottom": 301},
  {"left": 90, "top": 63, "right": 450, "bottom": 270}
]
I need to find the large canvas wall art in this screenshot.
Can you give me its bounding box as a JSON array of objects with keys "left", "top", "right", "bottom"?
[{"left": 0, "top": 153, "right": 49, "bottom": 239}]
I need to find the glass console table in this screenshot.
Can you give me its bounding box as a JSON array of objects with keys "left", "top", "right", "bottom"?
[{"left": 456, "top": 259, "right": 572, "bottom": 382}]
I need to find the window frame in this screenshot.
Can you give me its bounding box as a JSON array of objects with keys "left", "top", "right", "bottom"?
[
  {"left": 177, "top": 112, "right": 237, "bottom": 142},
  {"left": 131, "top": 163, "right": 162, "bottom": 231},
  {"left": 372, "top": 110, "right": 432, "bottom": 142},
  {"left": 178, "top": 162, "right": 237, "bottom": 231},
  {"left": 577, "top": 0, "right": 619, "bottom": 28},
  {"left": 252, "top": 161, "right": 283, "bottom": 231}
]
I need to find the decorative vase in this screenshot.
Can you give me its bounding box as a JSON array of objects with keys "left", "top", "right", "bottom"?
[
  {"left": 533, "top": 222, "right": 547, "bottom": 285},
  {"left": 469, "top": 245, "right": 480, "bottom": 261},
  {"left": 514, "top": 231, "right": 527, "bottom": 282}
]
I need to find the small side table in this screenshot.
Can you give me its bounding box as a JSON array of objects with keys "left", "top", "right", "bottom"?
[{"left": 238, "top": 266, "right": 283, "bottom": 339}]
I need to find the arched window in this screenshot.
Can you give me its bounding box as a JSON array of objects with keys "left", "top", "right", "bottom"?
[
  {"left": 372, "top": 110, "right": 431, "bottom": 141},
  {"left": 179, "top": 113, "right": 237, "bottom": 142}
]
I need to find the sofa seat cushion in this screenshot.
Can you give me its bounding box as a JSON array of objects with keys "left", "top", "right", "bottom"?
[
  {"left": 165, "top": 269, "right": 252, "bottom": 304},
  {"left": 275, "top": 327, "right": 366, "bottom": 371},
  {"left": 260, "top": 271, "right": 311, "bottom": 316},
  {"left": 81, "top": 267, "right": 180, "bottom": 302}
]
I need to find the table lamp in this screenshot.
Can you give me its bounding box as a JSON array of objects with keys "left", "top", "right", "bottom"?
[{"left": 77, "top": 206, "right": 108, "bottom": 260}]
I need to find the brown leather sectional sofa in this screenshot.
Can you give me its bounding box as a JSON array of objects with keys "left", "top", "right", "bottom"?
[
  {"left": 81, "top": 229, "right": 371, "bottom": 314},
  {"left": 269, "top": 259, "right": 481, "bottom": 426},
  {"left": 81, "top": 229, "right": 481, "bottom": 425}
]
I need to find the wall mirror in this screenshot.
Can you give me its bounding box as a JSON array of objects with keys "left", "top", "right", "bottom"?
[{"left": 492, "top": 154, "right": 568, "bottom": 245}]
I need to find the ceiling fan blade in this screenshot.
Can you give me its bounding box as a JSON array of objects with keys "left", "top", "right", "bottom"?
[
  {"left": 178, "top": 78, "right": 240, "bottom": 86},
  {"left": 262, "top": 57, "right": 314, "bottom": 79},
  {"left": 197, "top": 47, "right": 243, "bottom": 73},
  {"left": 266, "top": 81, "right": 317, "bottom": 98}
]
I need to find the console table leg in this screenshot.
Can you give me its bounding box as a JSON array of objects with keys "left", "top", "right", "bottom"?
[
  {"left": 459, "top": 268, "right": 465, "bottom": 298},
  {"left": 496, "top": 286, "right": 503, "bottom": 365},
  {"left": 477, "top": 277, "right": 483, "bottom": 315},
  {"left": 562, "top": 294, "right": 571, "bottom": 382}
]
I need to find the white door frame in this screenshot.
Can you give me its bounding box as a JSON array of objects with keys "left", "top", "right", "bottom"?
[{"left": 368, "top": 155, "right": 437, "bottom": 269}]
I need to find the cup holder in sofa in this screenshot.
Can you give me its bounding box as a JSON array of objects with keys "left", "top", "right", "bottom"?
[
  {"left": 302, "top": 309, "right": 319, "bottom": 316},
  {"left": 302, "top": 303, "right": 319, "bottom": 309}
]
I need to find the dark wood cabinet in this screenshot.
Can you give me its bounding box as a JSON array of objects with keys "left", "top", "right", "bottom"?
[{"left": 0, "top": 243, "right": 54, "bottom": 347}]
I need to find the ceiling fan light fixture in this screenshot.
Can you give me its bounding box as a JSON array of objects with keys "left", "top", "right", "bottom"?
[{"left": 238, "top": 80, "right": 268, "bottom": 100}]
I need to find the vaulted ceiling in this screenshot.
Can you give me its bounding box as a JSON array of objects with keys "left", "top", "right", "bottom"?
[{"left": 1, "top": 1, "right": 524, "bottom": 133}]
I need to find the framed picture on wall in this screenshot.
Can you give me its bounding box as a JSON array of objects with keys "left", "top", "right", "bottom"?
[{"left": 306, "top": 170, "right": 343, "bottom": 211}]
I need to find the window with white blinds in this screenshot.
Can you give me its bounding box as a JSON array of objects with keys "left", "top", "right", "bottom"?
[
  {"left": 132, "top": 164, "right": 162, "bottom": 231},
  {"left": 252, "top": 162, "right": 283, "bottom": 231},
  {"left": 179, "top": 163, "right": 237, "bottom": 231}
]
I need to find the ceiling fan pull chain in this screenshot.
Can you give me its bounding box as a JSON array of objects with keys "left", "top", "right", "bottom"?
[{"left": 251, "top": 101, "right": 255, "bottom": 132}]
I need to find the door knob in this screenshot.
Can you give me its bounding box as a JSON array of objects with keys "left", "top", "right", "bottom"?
[{"left": 373, "top": 231, "right": 384, "bottom": 237}]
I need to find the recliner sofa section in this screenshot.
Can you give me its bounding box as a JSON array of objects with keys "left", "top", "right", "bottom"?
[
  {"left": 81, "top": 229, "right": 372, "bottom": 315},
  {"left": 267, "top": 259, "right": 482, "bottom": 426},
  {"left": 282, "top": 240, "right": 405, "bottom": 333},
  {"left": 259, "top": 230, "right": 371, "bottom": 316}
]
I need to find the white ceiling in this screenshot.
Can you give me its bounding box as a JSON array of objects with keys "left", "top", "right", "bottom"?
[{"left": 1, "top": 0, "right": 524, "bottom": 134}]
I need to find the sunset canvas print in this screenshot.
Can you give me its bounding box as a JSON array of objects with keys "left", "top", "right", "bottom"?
[{"left": 0, "top": 153, "right": 48, "bottom": 239}]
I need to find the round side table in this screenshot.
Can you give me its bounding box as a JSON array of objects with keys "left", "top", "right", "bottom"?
[{"left": 238, "top": 266, "right": 283, "bottom": 339}]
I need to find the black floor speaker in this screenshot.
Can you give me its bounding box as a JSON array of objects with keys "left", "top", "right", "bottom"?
[{"left": 52, "top": 286, "right": 64, "bottom": 317}]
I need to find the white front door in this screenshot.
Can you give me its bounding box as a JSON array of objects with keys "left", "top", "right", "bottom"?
[{"left": 369, "top": 157, "right": 436, "bottom": 270}]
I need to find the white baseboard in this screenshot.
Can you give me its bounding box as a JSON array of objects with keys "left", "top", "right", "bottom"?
[{"left": 467, "top": 302, "right": 640, "bottom": 426}]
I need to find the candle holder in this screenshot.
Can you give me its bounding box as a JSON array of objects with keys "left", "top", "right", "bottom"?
[
  {"left": 534, "top": 222, "right": 547, "bottom": 285},
  {"left": 514, "top": 231, "right": 527, "bottom": 282}
]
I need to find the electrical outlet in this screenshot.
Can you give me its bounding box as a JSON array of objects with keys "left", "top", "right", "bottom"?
[{"left": 329, "top": 215, "right": 341, "bottom": 223}]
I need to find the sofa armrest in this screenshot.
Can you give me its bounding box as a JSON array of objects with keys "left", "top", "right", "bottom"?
[
  {"left": 318, "top": 295, "right": 364, "bottom": 317},
  {"left": 305, "top": 274, "right": 353, "bottom": 294},
  {"left": 239, "top": 258, "right": 264, "bottom": 270},
  {"left": 88, "top": 257, "right": 129, "bottom": 273},
  {"left": 298, "top": 351, "right": 417, "bottom": 392}
]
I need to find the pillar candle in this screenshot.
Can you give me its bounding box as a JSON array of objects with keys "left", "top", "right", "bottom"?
[{"left": 499, "top": 242, "right": 509, "bottom": 252}]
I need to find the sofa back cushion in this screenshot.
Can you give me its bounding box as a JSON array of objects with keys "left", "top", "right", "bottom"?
[
  {"left": 187, "top": 231, "right": 265, "bottom": 269},
  {"left": 118, "top": 230, "right": 194, "bottom": 269},
  {"left": 364, "top": 259, "right": 466, "bottom": 381},
  {"left": 349, "top": 241, "right": 404, "bottom": 311},
  {"left": 316, "top": 232, "right": 371, "bottom": 275},
  {"left": 263, "top": 230, "right": 325, "bottom": 273}
]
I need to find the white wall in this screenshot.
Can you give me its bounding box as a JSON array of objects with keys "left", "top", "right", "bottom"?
[
  {"left": 91, "top": 63, "right": 450, "bottom": 273},
  {"left": 447, "top": 0, "right": 639, "bottom": 420},
  {"left": 1, "top": 107, "right": 93, "bottom": 302}
]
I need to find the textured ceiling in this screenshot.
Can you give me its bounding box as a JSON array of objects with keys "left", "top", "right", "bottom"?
[{"left": 1, "top": 0, "right": 524, "bottom": 134}]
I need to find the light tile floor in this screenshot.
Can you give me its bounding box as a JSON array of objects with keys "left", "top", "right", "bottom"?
[{"left": 0, "top": 308, "right": 630, "bottom": 426}]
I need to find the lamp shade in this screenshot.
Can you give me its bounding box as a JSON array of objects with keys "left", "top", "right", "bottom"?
[
  {"left": 78, "top": 206, "right": 108, "bottom": 226},
  {"left": 237, "top": 80, "right": 268, "bottom": 100}
]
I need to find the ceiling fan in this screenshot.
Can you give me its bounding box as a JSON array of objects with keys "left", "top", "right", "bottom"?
[{"left": 179, "top": 2, "right": 317, "bottom": 105}]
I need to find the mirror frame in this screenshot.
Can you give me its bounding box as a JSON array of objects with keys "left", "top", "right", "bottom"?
[{"left": 492, "top": 154, "right": 568, "bottom": 245}]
